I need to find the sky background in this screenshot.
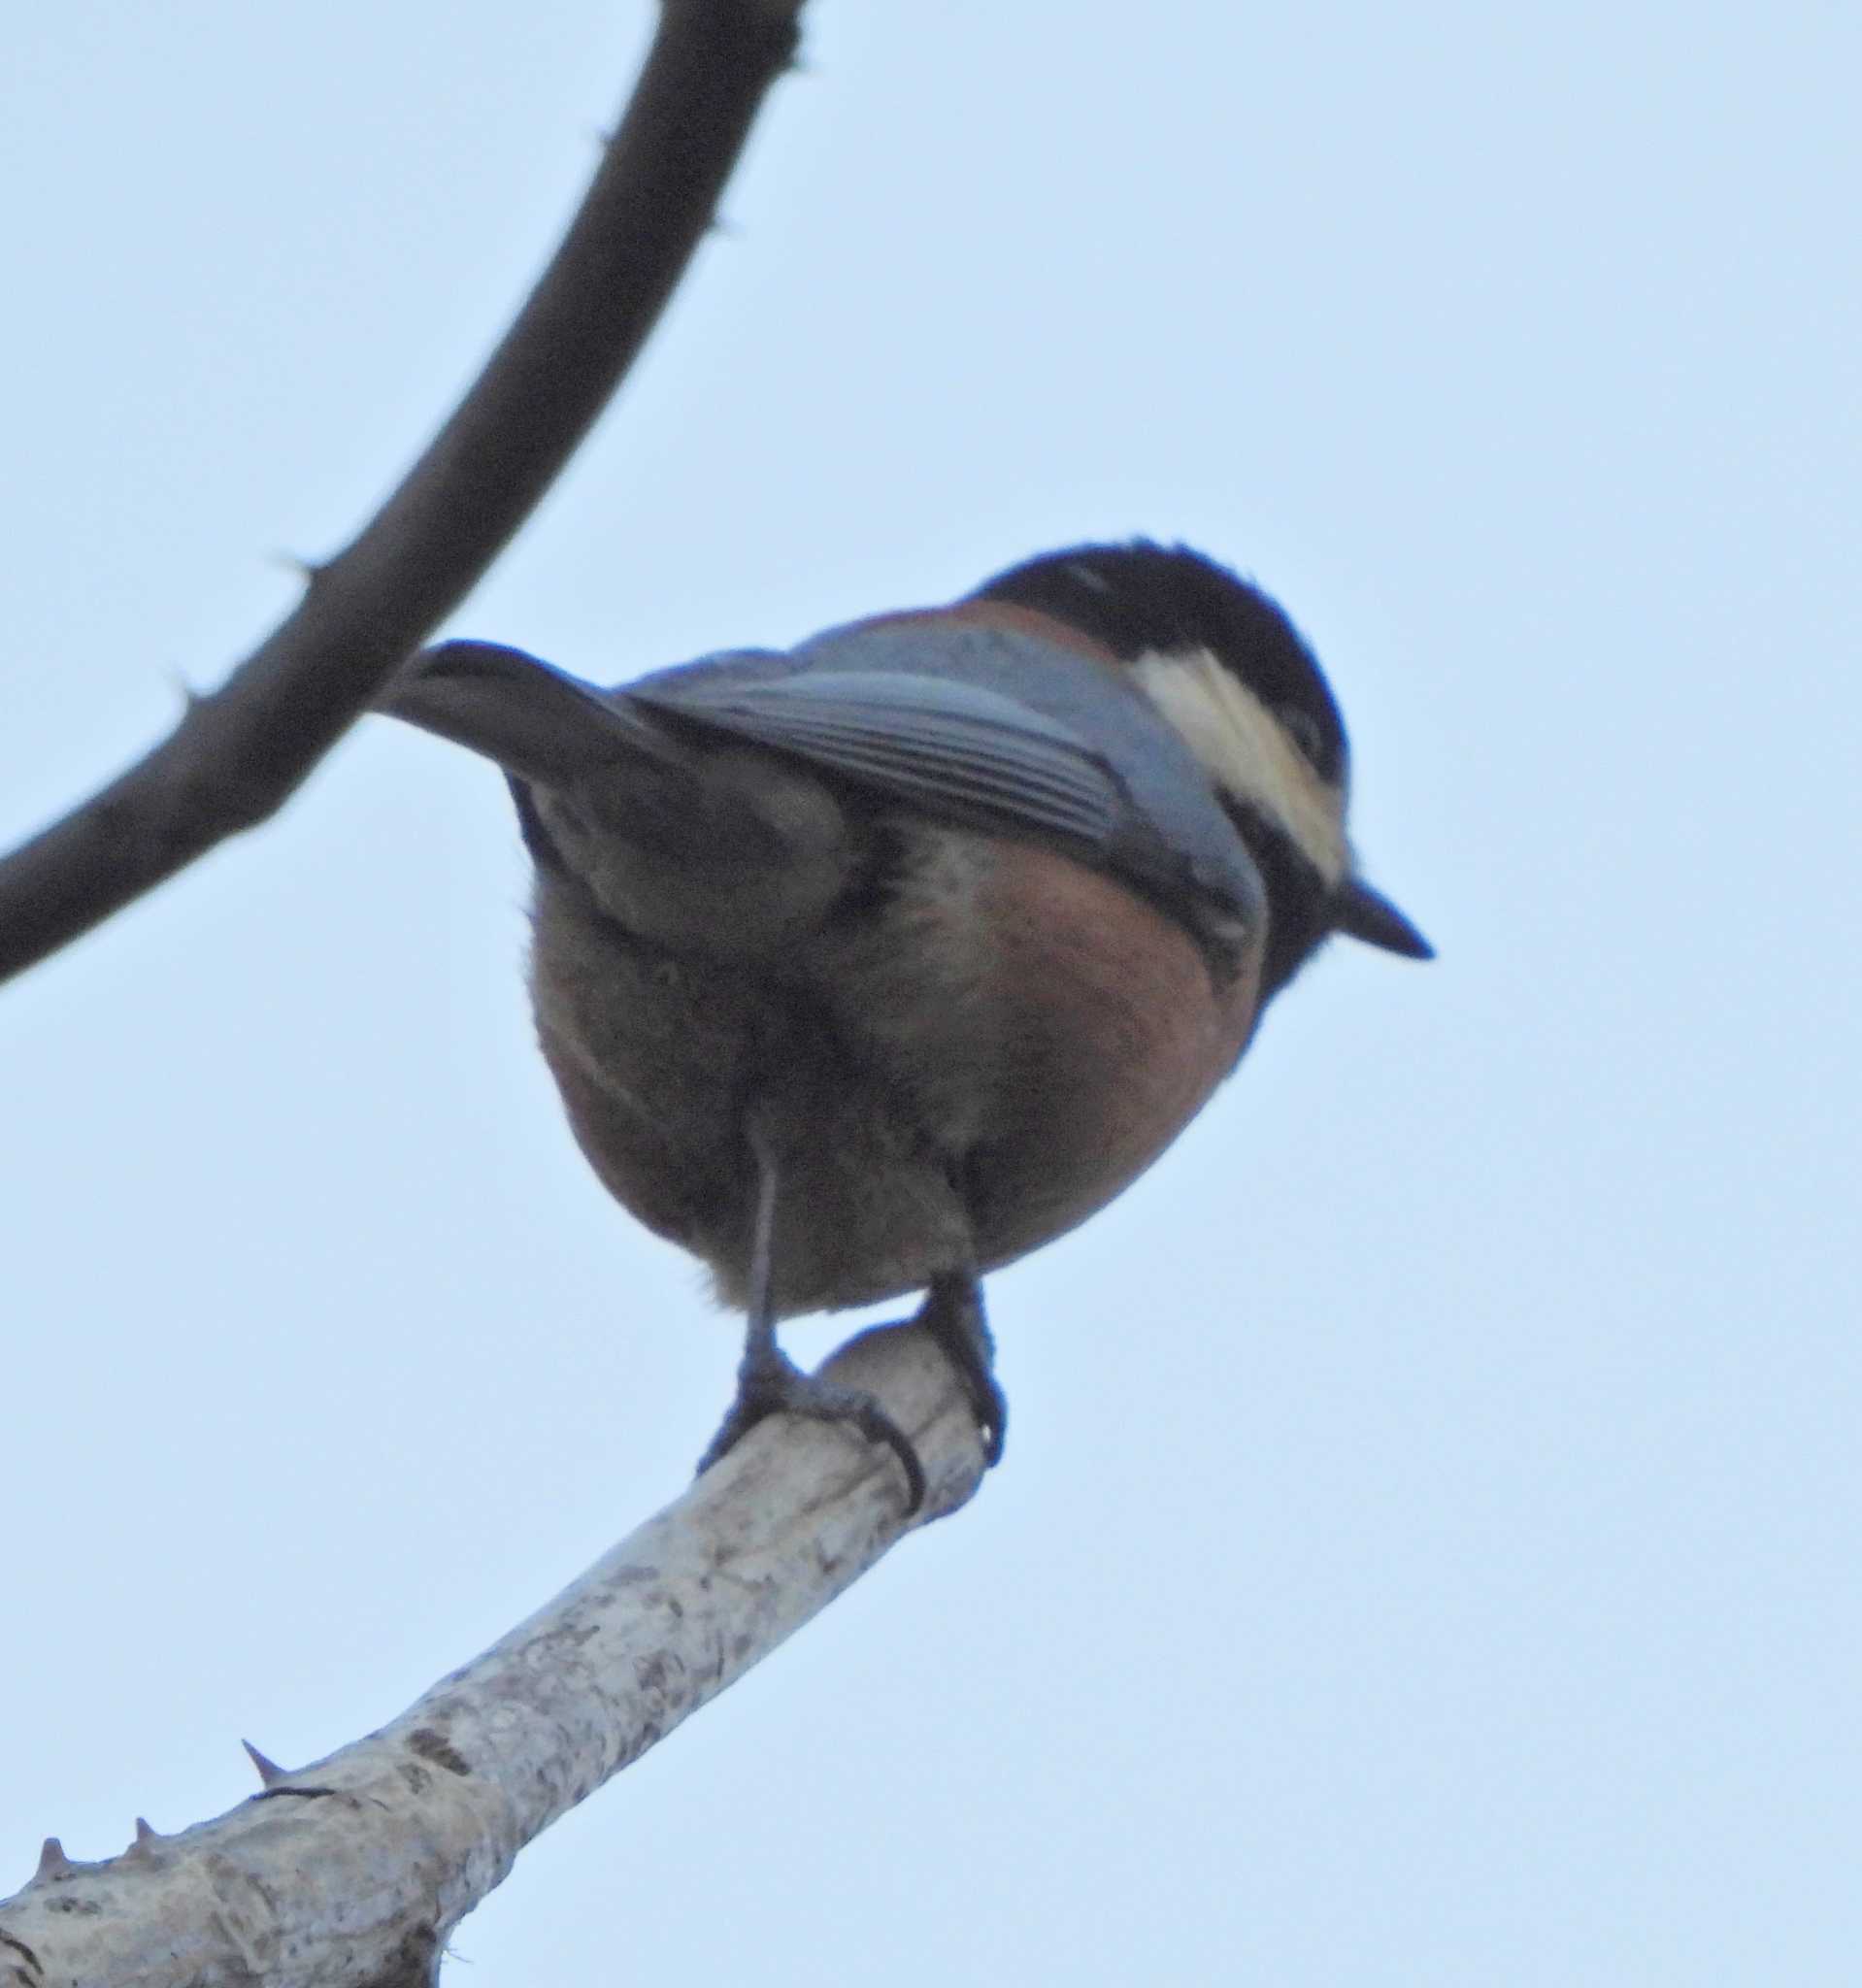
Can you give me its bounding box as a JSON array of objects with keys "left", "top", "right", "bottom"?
[{"left": 4, "top": 4, "right": 1858, "bottom": 1981}]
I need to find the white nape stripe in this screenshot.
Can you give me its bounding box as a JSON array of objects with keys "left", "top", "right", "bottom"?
[{"left": 1132, "top": 647, "right": 1349, "bottom": 884}]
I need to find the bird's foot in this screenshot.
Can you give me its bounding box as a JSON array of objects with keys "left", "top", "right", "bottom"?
[
  {"left": 921, "top": 1275, "right": 1007, "bottom": 1466},
  {"left": 696, "top": 1342, "right": 927, "bottom": 1514}
]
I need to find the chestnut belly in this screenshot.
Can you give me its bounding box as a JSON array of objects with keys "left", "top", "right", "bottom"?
[{"left": 955, "top": 841, "right": 1261, "bottom": 1267}]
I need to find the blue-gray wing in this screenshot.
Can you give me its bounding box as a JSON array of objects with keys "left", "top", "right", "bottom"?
[
  {"left": 630, "top": 666, "right": 1126, "bottom": 855},
  {"left": 634, "top": 620, "right": 1266, "bottom": 937}
]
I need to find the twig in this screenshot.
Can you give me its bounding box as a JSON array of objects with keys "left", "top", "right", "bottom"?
[
  {"left": 0, "top": 0, "right": 804, "bottom": 984},
  {"left": 0, "top": 1323, "right": 984, "bottom": 1988}
]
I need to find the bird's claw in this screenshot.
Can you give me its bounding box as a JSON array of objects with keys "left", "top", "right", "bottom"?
[
  {"left": 697, "top": 1347, "right": 927, "bottom": 1515},
  {"left": 921, "top": 1277, "right": 1007, "bottom": 1466}
]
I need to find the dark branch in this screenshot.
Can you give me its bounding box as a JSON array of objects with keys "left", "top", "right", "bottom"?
[{"left": 0, "top": 0, "right": 804, "bottom": 984}]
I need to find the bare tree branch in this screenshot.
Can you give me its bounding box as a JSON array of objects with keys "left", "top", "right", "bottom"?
[
  {"left": 0, "top": 0, "right": 804, "bottom": 986},
  {"left": 0, "top": 1324, "right": 984, "bottom": 1988}
]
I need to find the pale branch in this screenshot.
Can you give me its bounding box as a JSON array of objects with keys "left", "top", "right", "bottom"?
[
  {"left": 0, "top": 0, "right": 806, "bottom": 985},
  {"left": 0, "top": 1323, "right": 985, "bottom": 1988}
]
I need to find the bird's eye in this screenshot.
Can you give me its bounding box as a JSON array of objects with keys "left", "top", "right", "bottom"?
[{"left": 1277, "top": 704, "right": 1326, "bottom": 766}]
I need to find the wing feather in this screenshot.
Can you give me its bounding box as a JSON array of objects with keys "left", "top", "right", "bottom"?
[{"left": 631, "top": 668, "right": 1126, "bottom": 853}]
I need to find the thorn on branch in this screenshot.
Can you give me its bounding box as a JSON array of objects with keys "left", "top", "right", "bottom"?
[
  {"left": 32, "top": 1839, "right": 73, "bottom": 1884},
  {"left": 242, "top": 1740, "right": 289, "bottom": 1789},
  {"left": 269, "top": 549, "right": 326, "bottom": 587},
  {"left": 241, "top": 1739, "right": 341, "bottom": 1804}
]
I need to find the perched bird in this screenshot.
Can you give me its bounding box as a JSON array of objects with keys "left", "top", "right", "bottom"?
[{"left": 382, "top": 542, "right": 1430, "bottom": 1510}]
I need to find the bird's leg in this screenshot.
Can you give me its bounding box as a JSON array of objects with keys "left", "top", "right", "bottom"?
[
  {"left": 695, "top": 1119, "right": 928, "bottom": 1513},
  {"left": 919, "top": 1271, "right": 1008, "bottom": 1466}
]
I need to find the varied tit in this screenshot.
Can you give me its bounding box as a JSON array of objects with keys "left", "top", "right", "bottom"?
[{"left": 382, "top": 541, "right": 1431, "bottom": 1511}]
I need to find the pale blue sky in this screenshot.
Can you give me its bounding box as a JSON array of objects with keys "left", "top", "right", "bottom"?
[{"left": 5, "top": 5, "right": 1859, "bottom": 1981}]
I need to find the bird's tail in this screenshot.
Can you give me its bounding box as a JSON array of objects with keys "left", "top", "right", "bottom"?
[{"left": 378, "top": 640, "right": 677, "bottom": 783}]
